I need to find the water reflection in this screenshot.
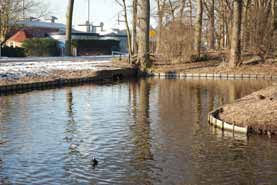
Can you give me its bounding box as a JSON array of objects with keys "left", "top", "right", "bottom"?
[
  {"left": 0, "top": 79, "right": 276, "bottom": 185},
  {"left": 128, "top": 79, "right": 154, "bottom": 184}
]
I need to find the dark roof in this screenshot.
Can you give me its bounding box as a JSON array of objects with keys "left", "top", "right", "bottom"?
[{"left": 7, "top": 27, "right": 59, "bottom": 42}]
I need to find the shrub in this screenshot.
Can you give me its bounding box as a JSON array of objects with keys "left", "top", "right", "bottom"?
[
  {"left": 22, "top": 38, "right": 59, "bottom": 57},
  {"left": 2, "top": 46, "right": 25, "bottom": 57},
  {"left": 157, "top": 20, "right": 194, "bottom": 64}
]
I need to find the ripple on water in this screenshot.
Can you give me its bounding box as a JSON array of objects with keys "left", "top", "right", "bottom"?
[{"left": 0, "top": 79, "right": 276, "bottom": 185}]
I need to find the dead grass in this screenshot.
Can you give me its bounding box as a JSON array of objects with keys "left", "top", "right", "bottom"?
[
  {"left": 219, "top": 86, "right": 277, "bottom": 134},
  {"left": 153, "top": 51, "right": 277, "bottom": 75},
  {"left": 153, "top": 60, "right": 221, "bottom": 72},
  {"left": 153, "top": 60, "right": 277, "bottom": 75}
]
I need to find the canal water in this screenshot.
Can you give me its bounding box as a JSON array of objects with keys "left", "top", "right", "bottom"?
[{"left": 0, "top": 79, "right": 276, "bottom": 185}]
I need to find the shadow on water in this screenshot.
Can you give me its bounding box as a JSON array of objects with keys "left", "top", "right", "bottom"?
[{"left": 0, "top": 79, "right": 276, "bottom": 185}]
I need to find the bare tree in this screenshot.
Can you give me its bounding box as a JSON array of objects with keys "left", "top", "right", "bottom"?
[
  {"left": 168, "top": 0, "right": 179, "bottom": 21},
  {"left": 178, "top": 0, "right": 186, "bottom": 18},
  {"left": 229, "top": 0, "right": 243, "bottom": 67},
  {"left": 65, "top": 0, "right": 74, "bottom": 56},
  {"left": 115, "top": 0, "right": 133, "bottom": 62},
  {"left": 204, "top": 0, "right": 215, "bottom": 50},
  {"left": 155, "top": 0, "right": 166, "bottom": 53},
  {"left": 271, "top": 0, "right": 276, "bottom": 36},
  {"left": 146, "top": 0, "right": 277, "bottom": 68},
  {"left": 137, "top": 0, "right": 151, "bottom": 71},
  {"left": 194, "top": 0, "right": 203, "bottom": 57},
  {"left": 132, "top": 0, "right": 138, "bottom": 55}
]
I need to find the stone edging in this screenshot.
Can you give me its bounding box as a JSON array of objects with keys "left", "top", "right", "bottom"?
[
  {"left": 148, "top": 72, "right": 277, "bottom": 80},
  {"left": 208, "top": 108, "right": 248, "bottom": 134}
]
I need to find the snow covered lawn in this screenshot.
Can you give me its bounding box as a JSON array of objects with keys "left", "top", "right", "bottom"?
[{"left": 0, "top": 56, "right": 122, "bottom": 80}]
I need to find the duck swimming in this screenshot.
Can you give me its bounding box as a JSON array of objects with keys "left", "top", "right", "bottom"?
[{"left": 91, "top": 157, "right": 98, "bottom": 167}]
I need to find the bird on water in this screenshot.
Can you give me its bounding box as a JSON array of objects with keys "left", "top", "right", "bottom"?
[{"left": 91, "top": 157, "right": 98, "bottom": 168}]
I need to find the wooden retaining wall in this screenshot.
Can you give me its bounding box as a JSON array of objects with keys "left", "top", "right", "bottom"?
[
  {"left": 0, "top": 68, "right": 136, "bottom": 95},
  {"left": 148, "top": 72, "right": 277, "bottom": 80},
  {"left": 208, "top": 109, "right": 248, "bottom": 135}
]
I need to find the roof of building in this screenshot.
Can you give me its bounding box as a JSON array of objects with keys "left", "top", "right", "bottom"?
[
  {"left": 17, "top": 20, "right": 65, "bottom": 30},
  {"left": 7, "top": 30, "right": 30, "bottom": 43},
  {"left": 7, "top": 27, "right": 59, "bottom": 43},
  {"left": 98, "top": 28, "right": 127, "bottom": 36}
]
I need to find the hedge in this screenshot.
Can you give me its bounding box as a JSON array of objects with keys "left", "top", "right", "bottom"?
[
  {"left": 22, "top": 38, "right": 59, "bottom": 57},
  {"left": 1, "top": 46, "right": 26, "bottom": 57}
]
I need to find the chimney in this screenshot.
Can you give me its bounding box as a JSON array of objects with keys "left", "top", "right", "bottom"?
[
  {"left": 46, "top": 16, "right": 58, "bottom": 23},
  {"left": 100, "top": 22, "right": 104, "bottom": 32}
]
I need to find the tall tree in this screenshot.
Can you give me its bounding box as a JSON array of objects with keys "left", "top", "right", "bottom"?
[
  {"left": 194, "top": 0, "right": 203, "bottom": 57},
  {"left": 270, "top": 0, "right": 277, "bottom": 54},
  {"left": 65, "top": 0, "right": 74, "bottom": 56},
  {"left": 179, "top": 0, "right": 186, "bottom": 18},
  {"left": 271, "top": 0, "right": 276, "bottom": 31},
  {"left": 116, "top": 0, "right": 133, "bottom": 62},
  {"left": 132, "top": 0, "right": 138, "bottom": 55},
  {"left": 155, "top": 0, "right": 166, "bottom": 54},
  {"left": 229, "top": 0, "right": 243, "bottom": 67},
  {"left": 204, "top": 0, "right": 215, "bottom": 50},
  {"left": 242, "top": 0, "right": 251, "bottom": 50},
  {"left": 137, "top": 0, "right": 151, "bottom": 71}
]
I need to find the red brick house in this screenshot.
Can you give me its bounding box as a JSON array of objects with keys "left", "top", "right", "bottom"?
[{"left": 6, "top": 27, "right": 60, "bottom": 48}]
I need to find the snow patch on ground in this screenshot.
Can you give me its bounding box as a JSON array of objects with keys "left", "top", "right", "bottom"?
[{"left": 0, "top": 57, "right": 115, "bottom": 80}]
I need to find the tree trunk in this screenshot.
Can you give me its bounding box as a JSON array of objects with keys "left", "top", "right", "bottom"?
[
  {"left": 0, "top": 43, "right": 2, "bottom": 57},
  {"left": 229, "top": 0, "right": 243, "bottom": 68},
  {"left": 179, "top": 0, "right": 186, "bottom": 18},
  {"left": 194, "top": 0, "right": 203, "bottom": 57},
  {"left": 168, "top": 0, "right": 175, "bottom": 21},
  {"left": 137, "top": 0, "right": 151, "bottom": 71},
  {"left": 242, "top": 0, "right": 251, "bottom": 51},
  {"left": 132, "top": 0, "right": 138, "bottom": 55},
  {"left": 272, "top": 0, "right": 277, "bottom": 31},
  {"left": 218, "top": 1, "right": 225, "bottom": 49},
  {"left": 156, "top": 0, "right": 163, "bottom": 54},
  {"left": 270, "top": 0, "right": 277, "bottom": 55},
  {"left": 208, "top": 0, "right": 215, "bottom": 50},
  {"left": 65, "top": 0, "right": 74, "bottom": 56},
  {"left": 156, "top": 13, "right": 162, "bottom": 54},
  {"left": 122, "top": 0, "right": 133, "bottom": 63}
]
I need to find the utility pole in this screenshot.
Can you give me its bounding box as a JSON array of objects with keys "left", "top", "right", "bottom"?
[
  {"left": 78, "top": 0, "right": 92, "bottom": 32},
  {"left": 23, "top": 0, "right": 25, "bottom": 19},
  {"left": 88, "top": 0, "right": 90, "bottom": 25},
  {"left": 117, "top": 12, "right": 125, "bottom": 26}
]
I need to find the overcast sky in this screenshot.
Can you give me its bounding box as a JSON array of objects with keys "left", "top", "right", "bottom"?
[{"left": 46, "top": 0, "right": 123, "bottom": 30}]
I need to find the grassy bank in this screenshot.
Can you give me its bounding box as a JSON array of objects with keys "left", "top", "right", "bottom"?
[
  {"left": 218, "top": 86, "right": 277, "bottom": 136},
  {"left": 152, "top": 52, "right": 277, "bottom": 76}
]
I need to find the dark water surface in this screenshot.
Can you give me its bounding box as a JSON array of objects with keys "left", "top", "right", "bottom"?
[{"left": 0, "top": 79, "right": 276, "bottom": 185}]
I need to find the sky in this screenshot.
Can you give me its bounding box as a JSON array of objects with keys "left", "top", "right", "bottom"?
[{"left": 46, "top": 0, "right": 124, "bottom": 31}]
